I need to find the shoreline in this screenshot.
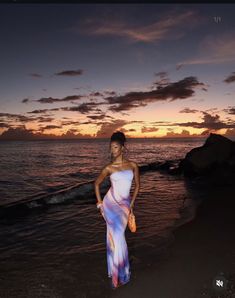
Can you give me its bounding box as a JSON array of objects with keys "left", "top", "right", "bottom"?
[{"left": 107, "top": 184, "right": 235, "bottom": 298}]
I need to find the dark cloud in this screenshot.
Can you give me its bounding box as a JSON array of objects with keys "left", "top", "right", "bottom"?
[
  {"left": 26, "top": 76, "right": 205, "bottom": 117},
  {"left": 89, "top": 91, "right": 103, "bottom": 97},
  {"left": 36, "top": 95, "right": 83, "bottom": 104},
  {"left": 152, "top": 121, "right": 171, "bottom": 124},
  {"left": 152, "top": 71, "right": 170, "bottom": 89},
  {"left": 0, "top": 112, "right": 56, "bottom": 129},
  {"left": 141, "top": 126, "right": 159, "bottom": 133},
  {"left": 87, "top": 114, "right": 113, "bottom": 120},
  {"left": 164, "top": 129, "right": 210, "bottom": 138},
  {"left": 224, "top": 72, "right": 235, "bottom": 83},
  {"left": 176, "top": 63, "right": 183, "bottom": 71},
  {"left": 173, "top": 111, "right": 235, "bottom": 130},
  {"left": 59, "top": 129, "right": 91, "bottom": 139},
  {"left": 54, "top": 69, "right": 84, "bottom": 76},
  {"left": 60, "top": 120, "right": 81, "bottom": 126},
  {"left": 61, "top": 120, "right": 81, "bottom": 126},
  {"left": 179, "top": 107, "right": 199, "bottom": 113},
  {"left": 103, "top": 90, "right": 117, "bottom": 96},
  {"left": 154, "top": 71, "right": 168, "bottom": 78},
  {"left": 62, "top": 102, "right": 103, "bottom": 114},
  {"left": 223, "top": 106, "right": 235, "bottom": 115},
  {"left": 165, "top": 129, "right": 190, "bottom": 137},
  {"left": 204, "top": 108, "right": 218, "bottom": 113},
  {"left": 22, "top": 98, "right": 29, "bottom": 103},
  {"left": 152, "top": 79, "right": 171, "bottom": 89},
  {"left": 0, "top": 126, "right": 36, "bottom": 140},
  {"left": 29, "top": 73, "right": 42, "bottom": 78},
  {"left": 36, "top": 116, "right": 55, "bottom": 122},
  {"left": 128, "top": 128, "right": 136, "bottom": 132},
  {"left": 41, "top": 125, "right": 62, "bottom": 130},
  {"left": 27, "top": 101, "right": 106, "bottom": 115},
  {"left": 0, "top": 122, "right": 10, "bottom": 128},
  {"left": 109, "top": 101, "right": 148, "bottom": 113},
  {"left": 0, "top": 112, "right": 34, "bottom": 123},
  {"left": 27, "top": 108, "right": 60, "bottom": 114},
  {"left": 104, "top": 76, "right": 206, "bottom": 113},
  {"left": 0, "top": 126, "right": 93, "bottom": 140},
  {"left": 95, "top": 119, "right": 128, "bottom": 138},
  {"left": 202, "top": 111, "right": 220, "bottom": 124}
]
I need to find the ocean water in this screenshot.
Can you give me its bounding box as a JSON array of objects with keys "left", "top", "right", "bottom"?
[
  {"left": 0, "top": 137, "right": 207, "bottom": 206},
  {"left": 0, "top": 137, "right": 233, "bottom": 297}
]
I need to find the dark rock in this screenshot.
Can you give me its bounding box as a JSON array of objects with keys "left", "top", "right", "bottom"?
[
  {"left": 158, "top": 161, "right": 172, "bottom": 171},
  {"left": 177, "top": 133, "right": 235, "bottom": 184},
  {"left": 148, "top": 162, "right": 162, "bottom": 170},
  {"left": 168, "top": 166, "right": 183, "bottom": 175}
]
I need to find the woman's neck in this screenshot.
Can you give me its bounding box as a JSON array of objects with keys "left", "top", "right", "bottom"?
[{"left": 112, "top": 156, "right": 125, "bottom": 165}]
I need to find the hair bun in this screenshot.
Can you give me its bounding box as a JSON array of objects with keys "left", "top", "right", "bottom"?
[{"left": 110, "top": 131, "right": 126, "bottom": 146}]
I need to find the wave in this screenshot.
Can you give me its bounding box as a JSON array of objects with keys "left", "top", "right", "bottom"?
[{"left": 0, "top": 159, "right": 182, "bottom": 220}]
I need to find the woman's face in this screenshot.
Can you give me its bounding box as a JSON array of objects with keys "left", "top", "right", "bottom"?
[{"left": 110, "top": 141, "right": 122, "bottom": 158}]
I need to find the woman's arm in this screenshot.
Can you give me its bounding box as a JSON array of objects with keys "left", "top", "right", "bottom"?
[
  {"left": 94, "top": 166, "right": 110, "bottom": 205},
  {"left": 130, "top": 162, "right": 140, "bottom": 209}
]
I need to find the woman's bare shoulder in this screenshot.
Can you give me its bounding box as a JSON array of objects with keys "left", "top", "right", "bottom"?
[
  {"left": 127, "top": 160, "right": 139, "bottom": 170},
  {"left": 130, "top": 160, "right": 139, "bottom": 169},
  {"left": 104, "top": 163, "right": 113, "bottom": 172}
]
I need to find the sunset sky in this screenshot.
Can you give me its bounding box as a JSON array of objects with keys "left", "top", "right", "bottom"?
[{"left": 0, "top": 4, "right": 235, "bottom": 139}]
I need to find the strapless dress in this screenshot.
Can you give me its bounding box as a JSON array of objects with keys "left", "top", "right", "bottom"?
[{"left": 101, "top": 169, "right": 134, "bottom": 288}]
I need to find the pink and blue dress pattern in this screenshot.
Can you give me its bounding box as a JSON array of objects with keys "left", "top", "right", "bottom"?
[{"left": 101, "top": 169, "right": 134, "bottom": 288}]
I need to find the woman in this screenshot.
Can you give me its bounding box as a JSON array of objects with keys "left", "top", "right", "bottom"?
[{"left": 94, "top": 131, "right": 140, "bottom": 289}]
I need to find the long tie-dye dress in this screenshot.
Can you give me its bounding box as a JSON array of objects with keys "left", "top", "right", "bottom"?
[{"left": 101, "top": 169, "right": 134, "bottom": 288}]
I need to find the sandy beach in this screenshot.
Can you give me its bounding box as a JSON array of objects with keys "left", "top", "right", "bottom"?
[{"left": 105, "top": 184, "right": 235, "bottom": 298}]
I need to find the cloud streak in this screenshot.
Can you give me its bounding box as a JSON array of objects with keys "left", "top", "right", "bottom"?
[
  {"left": 176, "top": 32, "right": 235, "bottom": 68},
  {"left": 22, "top": 95, "right": 84, "bottom": 104},
  {"left": 224, "top": 71, "right": 235, "bottom": 83},
  {"left": 54, "top": 69, "right": 84, "bottom": 76},
  {"left": 72, "top": 10, "right": 202, "bottom": 43}
]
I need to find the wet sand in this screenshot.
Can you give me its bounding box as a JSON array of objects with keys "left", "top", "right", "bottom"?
[{"left": 106, "top": 184, "right": 235, "bottom": 298}]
